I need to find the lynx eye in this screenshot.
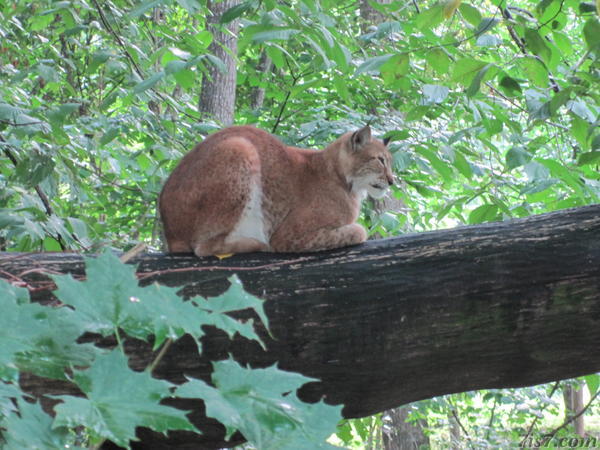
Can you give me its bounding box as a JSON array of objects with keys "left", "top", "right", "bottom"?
[{"left": 377, "top": 156, "right": 386, "bottom": 165}]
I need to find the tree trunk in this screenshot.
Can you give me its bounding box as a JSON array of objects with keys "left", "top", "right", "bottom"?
[
  {"left": 360, "top": 0, "right": 392, "bottom": 32},
  {"left": 198, "top": 0, "right": 240, "bottom": 125},
  {"left": 563, "top": 382, "right": 586, "bottom": 436},
  {"left": 3, "top": 204, "right": 600, "bottom": 448},
  {"left": 382, "top": 407, "right": 429, "bottom": 450}
]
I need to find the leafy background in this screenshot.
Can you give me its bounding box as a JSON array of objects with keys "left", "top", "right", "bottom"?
[{"left": 0, "top": 0, "right": 599, "bottom": 448}]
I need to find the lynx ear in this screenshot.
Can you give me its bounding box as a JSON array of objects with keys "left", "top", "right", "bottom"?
[
  {"left": 351, "top": 126, "right": 372, "bottom": 151},
  {"left": 383, "top": 136, "right": 391, "bottom": 146}
]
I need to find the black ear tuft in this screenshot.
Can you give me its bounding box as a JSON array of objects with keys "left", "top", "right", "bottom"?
[
  {"left": 351, "top": 126, "right": 372, "bottom": 151},
  {"left": 383, "top": 136, "right": 391, "bottom": 146}
]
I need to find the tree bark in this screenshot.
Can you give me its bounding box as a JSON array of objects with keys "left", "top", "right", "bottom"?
[
  {"left": 382, "top": 407, "right": 429, "bottom": 450},
  {"left": 563, "top": 383, "right": 586, "bottom": 436},
  {"left": 198, "top": 0, "right": 240, "bottom": 125},
  {"left": 360, "top": 0, "right": 392, "bottom": 32},
  {"left": 2, "top": 204, "right": 600, "bottom": 449}
]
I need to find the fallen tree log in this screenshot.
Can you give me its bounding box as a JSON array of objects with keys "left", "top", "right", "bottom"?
[{"left": 2, "top": 204, "right": 600, "bottom": 449}]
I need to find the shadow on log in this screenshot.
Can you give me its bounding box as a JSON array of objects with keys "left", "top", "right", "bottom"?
[{"left": 2, "top": 204, "right": 600, "bottom": 448}]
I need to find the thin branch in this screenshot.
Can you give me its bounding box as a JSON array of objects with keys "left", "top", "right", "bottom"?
[
  {"left": 545, "top": 388, "right": 600, "bottom": 440},
  {"left": 451, "top": 408, "right": 473, "bottom": 445},
  {"left": 91, "top": 0, "right": 145, "bottom": 80},
  {"left": 484, "top": 81, "right": 569, "bottom": 131},
  {"left": 411, "top": 0, "right": 420, "bottom": 14},
  {"left": 271, "top": 91, "right": 292, "bottom": 134},
  {"left": 271, "top": 56, "right": 301, "bottom": 133},
  {"left": 500, "top": 7, "right": 527, "bottom": 54},
  {"left": 148, "top": 339, "right": 173, "bottom": 375},
  {"left": 537, "top": 0, "right": 565, "bottom": 30},
  {"left": 485, "top": 395, "right": 498, "bottom": 440},
  {"left": 522, "top": 381, "right": 560, "bottom": 443},
  {"left": 0, "top": 140, "right": 67, "bottom": 250},
  {"left": 0, "top": 119, "right": 44, "bottom": 127}
]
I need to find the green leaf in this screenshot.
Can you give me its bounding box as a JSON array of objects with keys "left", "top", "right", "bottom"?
[
  {"left": 37, "top": 63, "right": 60, "bottom": 83},
  {"left": 52, "top": 251, "right": 150, "bottom": 338},
  {"left": 0, "top": 278, "right": 29, "bottom": 305},
  {"left": 468, "top": 204, "right": 499, "bottom": 224},
  {"left": 466, "top": 63, "right": 492, "bottom": 97},
  {"left": 380, "top": 54, "right": 410, "bottom": 87},
  {"left": 474, "top": 18, "right": 500, "bottom": 36},
  {"left": 583, "top": 18, "right": 600, "bottom": 50},
  {"left": 415, "top": 4, "right": 444, "bottom": 30},
  {"left": 585, "top": 374, "right": 600, "bottom": 395},
  {"left": 549, "top": 89, "right": 571, "bottom": 115},
  {"left": 53, "top": 350, "right": 196, "bottom": 446},
  {"left": 0, "top": 279, "right": 95, "bottom": 380},
  {"left": 459, "top": 3, "right": 482, "bottom": 27},
  {"left": 426, "top": 48, "right": 451, "bottom": 74},
  {"left": 355, "top": 54, "right": 394, "bottom": 76},
  {"left": 47, "top": 102, "right": 81, "bottom": 125},
  {"left": 577, "top": 151, "right": 600, "bottom": 166},
  {"left": 571, "top": 116, "right": 590, "bottom": 150},
  {"left": 176, "top": 358, "right": 342, "bottom": 448},
  {"left": 2, "top": 399, "right": 71, "bottom": 449},
  {"left": 221, "top": 1, "right": 254, "bottom": 23},
  {"left": 0, "top": 381, "right": 21, "bottom": 416},
  {"left": 53, "top": 253, "right": 265, "bottom": 350},
  {"left": 498, "top": 75, "right": 522, "bottom": 97},
  {"left": 524, "top": 28, "right": 552, "bottom": 65},
  {"left": 250, "top": 27, "right": 300, "bottom": 43},
  {"left": 416, "top": 147, "right": 453, "bottom": 182},
  {"left": 174, "top": 68, "right": 195, "bottom": 89},
  {"left": 567, "top": 99, "right": 596, "bottom": 122},
  {"left": 133, "top": 71, "right": 165, "bottom": 93},
  {"left": 203, "top": 54, "right": 227, "bottom": 73},
  {"left": 203, "top": 275, "right": 269, "bottom": 330},
  {"left": 552, "top": 31, "right": 573, "bottom": 56},
  {"left": 452, "top": 151, "right": 473, "bottom": 179},
  {"left": 520, "top": 178, "right": 558, "bottom": 195},
  {"left": 126, "top": 0, "right": 163, "bottom": 19},
  {"left": 506, "top": 146, "right": 532, "bottom": 169},
  {"left": 452, "top": 58, "right": 488, "bottom": 87},
  {"left": 100, "top": 126, "right": 120, "bottom": 146},
  {"left": 518, "top": 56, "right": 549, "bottom": 88}
]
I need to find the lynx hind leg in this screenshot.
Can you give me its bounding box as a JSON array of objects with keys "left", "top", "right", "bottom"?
[
  {"left": 192, "top": 137, "right": 269, "bottom": 257},
  {"left": 272, "top": 223, "right": 367, "bottom": 253}
]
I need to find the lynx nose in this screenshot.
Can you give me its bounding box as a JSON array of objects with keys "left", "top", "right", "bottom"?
[{"left": 387, "top": 174, "right": 395, "bottom": 186}]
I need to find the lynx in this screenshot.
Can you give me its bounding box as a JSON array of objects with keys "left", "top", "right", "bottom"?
[{"left": 159, "top": 125, "right": 394, "bottom": 256}]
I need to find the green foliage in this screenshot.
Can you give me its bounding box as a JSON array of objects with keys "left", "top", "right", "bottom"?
[
  {"left": 1, "top": 0, "right": 599, "bottom": 447},
  {"left": 0, "top": 252, "right": 341, "bottom": 448},
  {"left": 53, "top": 350, "right": 195, "bottom": 447},
  {"left": 0, "top": 0, "right": 598, "bottom": 248},
  {"left": 177, "top": 359, "right": 342, "bottom": 449}
]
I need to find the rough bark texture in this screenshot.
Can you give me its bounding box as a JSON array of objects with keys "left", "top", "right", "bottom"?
[
  {"left": 198, "top": 0, "right": 239, "bottom": 126},
  {"left": 360, "top": 0, "right": 393, "bottom": 31},
  {"left": 2, "top": 205, "right": 600, "bottom": 449},
  {"left": 382, "top": 407, "right": 429, "bottom": 450}
]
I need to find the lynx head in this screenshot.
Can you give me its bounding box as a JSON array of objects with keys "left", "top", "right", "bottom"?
[{"left": 342, "top": 126, "right": 395, "bottom": 199}]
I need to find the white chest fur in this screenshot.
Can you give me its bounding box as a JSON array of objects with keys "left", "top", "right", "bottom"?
[{"left": 226, "top": 180, "right": 268, "bottom": 245}]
